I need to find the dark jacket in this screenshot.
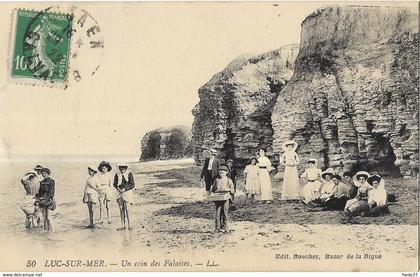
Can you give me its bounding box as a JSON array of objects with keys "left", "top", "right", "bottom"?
[
  {"left": 37, "top": 177, "right": 55, "bottom": 200},
  {"left": 113, "top": 172, "right": 135, "bottom": 191},
  {"left": 201, "top": 157, "right": 220, "bottom": 179}
]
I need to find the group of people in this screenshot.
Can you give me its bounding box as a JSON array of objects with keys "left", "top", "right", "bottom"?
[
  {"left": 20, "top": 161, "right": 136, "bottom": 231},
  {"left": 202, "top": 140, "right": 393, "bottom": 232}
]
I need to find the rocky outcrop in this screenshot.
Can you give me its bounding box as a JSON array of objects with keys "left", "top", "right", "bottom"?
[
  {"left": 192, "top": 45, "right": 299, "bottom": 165},
  {"left": 140, "top": 126, "right": 192, "bottom": 161},
  {"left": 272, "top": 6, "right": 418, "bottom": 177}
]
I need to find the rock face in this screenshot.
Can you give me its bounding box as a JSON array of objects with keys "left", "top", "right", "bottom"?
[
  {"left": 191, "top": 45, "right": 299, "bottom": 165},
  {"left": 140, "top": 126, "right": 192, "bottom": 161},
  {"left": 272, "top": 6, "right": 419, "bottom": 177}
]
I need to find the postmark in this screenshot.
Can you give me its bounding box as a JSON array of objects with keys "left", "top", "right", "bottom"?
[{"left": 9, "top": 8, "right": 73, "bottom": 88}]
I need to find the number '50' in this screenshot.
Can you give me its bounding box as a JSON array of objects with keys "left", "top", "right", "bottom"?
[{"left": 26, "top": 260, "right": 36, "bottom": 267}]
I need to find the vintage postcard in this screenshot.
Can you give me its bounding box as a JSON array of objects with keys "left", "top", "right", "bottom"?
[{"left": 0, "top": 1, "right": 418, "bottom": 272}]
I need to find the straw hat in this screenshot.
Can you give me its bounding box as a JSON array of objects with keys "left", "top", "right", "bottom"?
[
  {"left": 118, "top": 163, "right": 129, "bottom": 168},
  {"left": 218, "top": 165, "right": 228, "bottom": 171},
  {"left": 367, "top": 174, "right": 382, "bottom": 185},
  {"left": 282, "top": 140, "right": 298, "bottom": 151},
  {"left": 321, "top": 168, "right": 335, "bottom": 179},
  {"left": 307, "top": 158, "right": 317, "bottom": 164},
  {"left": 88, "top": 166, "right": 98, "bottom": 173},
  {"left": 210, "top": 149, "right": 218, "bottom": 155},
  {"left": 98, "top": 161, "right": 112, "bottom": 172},
  {"left": 33, "top": 164, "right": 45, "bottom": 170},
  {"left": 354, "top": 171, "right": 370, "bottom": 180}
]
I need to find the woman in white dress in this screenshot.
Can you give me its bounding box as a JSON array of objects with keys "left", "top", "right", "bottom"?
[
  {"left": 280, "top": 140, "right": 301, "bottom": 200},
  {"left": 258, "top": 149, "right": 273, "bottom": 204},
  {"left": 97, "top": 161, "right": 114, "bottom": 224}
]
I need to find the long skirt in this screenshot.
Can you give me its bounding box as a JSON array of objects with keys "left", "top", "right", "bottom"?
[
  {"left": 345, "top": 199, "right": 370, "bottom": 216},
  {"left": 323, "top": 196, "right": 349, "bottom": 211},
  {"left": 281, "top": 166, "right": 300, "bottom": 200},
  {"left": 301, "top": 181, "right": 322, "bottom": 204},
  {"left": 214, "top": 200, "right": 229, "bottom": 230},
  {"left": 259, "top": 169, "right": 273, "bottom": 200}
]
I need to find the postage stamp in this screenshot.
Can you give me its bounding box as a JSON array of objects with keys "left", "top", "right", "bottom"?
[{"left": 9, "top": 9, "right": 73, "bottom": 87}]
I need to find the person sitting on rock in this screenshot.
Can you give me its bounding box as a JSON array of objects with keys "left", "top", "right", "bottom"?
[
  {"left": 344, "top": 171, "right": 373, "bottom": 217},
  {"left": 300, "top": 159, "right": 322, "bottom": 205}
]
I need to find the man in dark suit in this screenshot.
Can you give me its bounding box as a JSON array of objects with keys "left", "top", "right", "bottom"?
[{"left": 200, "top": 149, "right": 220, "bottom": 196}]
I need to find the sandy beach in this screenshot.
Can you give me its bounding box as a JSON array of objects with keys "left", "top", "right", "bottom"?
[{"left": 0, "top": 159, "right": 417, "bottom": 271}]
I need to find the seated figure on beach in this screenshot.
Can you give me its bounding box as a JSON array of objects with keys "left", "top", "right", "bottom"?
[
  {"left": 242, "top": 157, "right": 260, "bottom": 206},
  {"left": 364, "top": 174, "right": 390, "bottom": 217},
  {"left": 208, "top": 166, "right": 235, "bottom": 233},
  {"left": 300, "top": 158, "right": 322, "bottom": 205},
  {"left": 20, "top": 170, "right": 41, "bottom": 229},
  {"left": 344, "top": 171, "right": 373, "bottom": 216},
  {"left": 318, "top": 168, "right": 336, "bottom": 203},
  {"left": 322, "top": 174, "right": 350, "bottom": 211},
  {"left": 113, "top": 163, "right": 135, "bottom": 231}
]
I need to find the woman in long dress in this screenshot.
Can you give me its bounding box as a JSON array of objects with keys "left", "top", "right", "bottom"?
[
  {"left": 258, "top": 149, "right": 273, "bottom": 204},
  {"left": 280, "top": 140, "right": 300, "bottom": 200}
]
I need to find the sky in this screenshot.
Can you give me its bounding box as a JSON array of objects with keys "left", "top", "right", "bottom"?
[{"left": 0, "top": 2, "right": 412, "bottom": 159}]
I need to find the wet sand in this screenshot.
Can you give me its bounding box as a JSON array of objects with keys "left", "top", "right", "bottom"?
[{"left": 0, "top": 159, "right": 417, "bottom": 271}]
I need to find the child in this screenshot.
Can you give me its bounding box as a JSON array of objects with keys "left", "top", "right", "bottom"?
[
  {"left": 226, "top": 159, "right": 237, "bottom": 210},
  {"left": 208, "top": 166, "right": 235, "bottom": 233},
  {"left": 280, "top": 141, "right": 300, "bottom": 201},
  {"left": 300, "top": 159, "right": 323, "bottom": 205},
  {"left": 113, "top": 163, "right": 135, "bottom": 231},
  {"left": 242, "top": 157, "right": 260, "bottom": 206},
  {"left": 97, "top": 161, "right": 114, "bottom": 224},
  {"left": 83, "top": 166, "right": 99, "bottom": 229},
  {"left": 20, "top": 171, "right": 40, "bottom": 228},
  {"left": 35, "top": 168, "right": 55, "bottom": 231}
]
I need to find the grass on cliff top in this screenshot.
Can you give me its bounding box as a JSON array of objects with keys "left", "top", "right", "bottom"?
[{"left": 152, "top": 165, "right": 418, "bottom": 226}]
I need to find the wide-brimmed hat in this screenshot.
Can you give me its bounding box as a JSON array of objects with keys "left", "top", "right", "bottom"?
[
  {"left": 282, "top": 140, "right": 298, "bottom": 151},
  {"left": 98, "top": 161, "right": 112, "bottom": 172},
  {"left": 321, "top": 168, "right": 335, "bottom": 179},
  {"left": 25, "top": 170, "right": 37, "bottom": 177},
  {"left": 367, "top": 174, "right": 382, "bottom": 185},
  {"left": 249, "top": 156, "right": 258, "bottom": 164},
  {"left": 34, "top": 164, "right": 44, "bottom": 170},
  {"left": 40, "top": 167, "right": 51, "bottom": 175},
  {"left": 307, "top": 158, "right": 317, "bottom": 164},
  {"left": 226, "top": 159, "right": 234, "bottom": 164},
  {"left": 118, "top": 163, "right": 129, "bottom": 168},
  {"left": 210, "top": 149, "right": 218, "bottom": 155},
  {"left": 218, "top": 165, "right": 228, "bottom": 171},
  {"left": 88, "top": 166, "right": 98, "bottom": 173},
  {"left": 355, "top": 171, "right": 370, "bottom": 180}
]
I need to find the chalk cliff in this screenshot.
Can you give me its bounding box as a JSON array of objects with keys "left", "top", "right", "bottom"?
[
  {"left": 191, "top": 45, "right": 299, "bottom": 165},
  {"left": 271, "top": 6, "right": 419, "bottom": 177},
  {"left": 140, "top": 126, "right": 192, "bottom": 161}
]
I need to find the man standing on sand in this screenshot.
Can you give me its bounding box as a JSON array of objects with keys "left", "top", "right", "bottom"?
[{"left": 200, "top": 149, "right": 220, "bottom": 197}]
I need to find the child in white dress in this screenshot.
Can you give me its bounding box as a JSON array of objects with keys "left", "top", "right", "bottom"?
[{"left": 242, "top": 157, "right": 260, "bottom": 206}]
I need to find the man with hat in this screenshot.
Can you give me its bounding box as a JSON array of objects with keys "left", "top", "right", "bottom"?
[{"left": 200, "top": 148, "right": 220, "bottom": 197}]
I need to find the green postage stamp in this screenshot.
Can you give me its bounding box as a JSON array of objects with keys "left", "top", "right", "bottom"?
[{"left": 9, "top": 9, "right": 73, "bottom": 87}]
